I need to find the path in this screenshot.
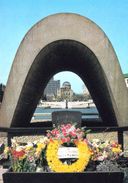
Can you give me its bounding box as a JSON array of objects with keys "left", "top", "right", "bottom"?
[{"left": 0, "top": 167, "right": 7, "bottom": 183}]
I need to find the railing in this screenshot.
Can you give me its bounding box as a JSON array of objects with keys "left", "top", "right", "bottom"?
[
  {"left": 0, "top": 126, "right": 128, "bottom": 150},
  {"left": 33, "top": 112, "right": 99, "bottom": 116},
  {"left": 32, "top": 112, "right": 100, "bottom": 119}
]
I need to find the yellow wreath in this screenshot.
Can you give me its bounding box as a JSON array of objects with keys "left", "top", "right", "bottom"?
[{"left": 46, "top": 140, "right": 91, "bottom": 172}]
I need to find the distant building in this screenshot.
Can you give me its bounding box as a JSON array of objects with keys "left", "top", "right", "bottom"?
[
  {"left": 0, "top": 84, "right": 5, "bottom": 102},
  {"left": 57, "top": 81, "right": 73, "bottom": 101},
  {"left": 44, "top": 77, "right": 60, "bottom": 100},
  {"left": 124, "top": 73, "right": 128, "bottom": 88},
  {"left": 83, "top": 86, "right": 89, "bottom": 96}
]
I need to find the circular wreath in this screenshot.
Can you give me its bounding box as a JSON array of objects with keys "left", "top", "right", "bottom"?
[{"left": 46, "top": 140, "right": 91, "bottom": 172}]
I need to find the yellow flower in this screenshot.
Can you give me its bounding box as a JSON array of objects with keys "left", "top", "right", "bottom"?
[
  {"left": 112, "top": 147, "right": 122, "bottom": 153},
  {"left": 46, "top": 140, "right": 91, "bottom": 172},
  {"left": 25, "top": 143, "right": 33, "bottom": 151},
  {"left": 19, "top": 154, "right": 26, "bottom": 160},
  {"left": 35, "top": 143, "right": 46, "bottom": 157},
  {"left": 4, "top": 146, "right": 9, "bottom": 154}
]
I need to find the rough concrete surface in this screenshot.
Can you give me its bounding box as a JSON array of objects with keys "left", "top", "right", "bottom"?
[{"left": 0, "top": 13, "right": 128, "bottom": 127}]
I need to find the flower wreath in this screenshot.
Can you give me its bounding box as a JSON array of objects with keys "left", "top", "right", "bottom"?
[{"left": 46, "top": 140, "right": 91, "bottom": 172}]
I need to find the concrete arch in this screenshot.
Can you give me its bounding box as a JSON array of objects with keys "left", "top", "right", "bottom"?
[{"left": 0, "top": 13, "right": 128, "bottom": 127}]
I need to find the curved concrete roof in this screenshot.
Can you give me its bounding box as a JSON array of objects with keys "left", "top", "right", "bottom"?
[{"left": 0, "top": 13, "right": 128, "bottom": 127}]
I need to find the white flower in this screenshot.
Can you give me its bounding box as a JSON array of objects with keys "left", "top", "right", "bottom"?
[
  {"left": 11, "top": 139, "right": 18, "bottom": 147},
  {"left": 97, "top": 156, "right": 105, "bottom": 161},
  {"left": 39, "top": 137, "right": 49, "bottom": 143},
  {"left": 67, "top": 126, "right": 75, "bottom": 133},
  {"left": 27, "top": 142, "right": 33, "bottom": 146},
  {"left": 25, "top": 142, "right": 33, "bottom": 150},
  {"left": 36, "top": 167, "right": 43, "bottom": 172},
  {"left": 33, "top": 140, "right": 38, "bottom": 145},
  {"left": 16, "top": 146, "right": 24, "bottom": 152}
]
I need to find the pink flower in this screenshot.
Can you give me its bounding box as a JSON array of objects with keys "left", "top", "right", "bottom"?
[
  {"left": 66, "top": 123, "right": 72, "bottom": 129},
  {"left": 61, "top": 138, "right": 68, "bottom": 143},
  {"left": 51, "top": 129, "right": 60, "bottom": 137},
  {"left": 61, "top": 137, "right": 70, "bottom": 143},
  {"left": 83, "top": 139, "right": 88, "bottom": 144},
  {"left": 66, "top": 137, "right": 71, "bottom": 143},
  {"left": 47, "top": 133, "right": 51, "bottom": 137},
  {"left": 69, "top": 131, "right": 76, "bottom": 137}
]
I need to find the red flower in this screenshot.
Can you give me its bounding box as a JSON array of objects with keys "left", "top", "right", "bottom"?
[
  {"left": 111, "top": 142, "right": 119, "bottom": 148},
  {"left": 12, "top": 150, "right": 25, "bottom": 159},
  {"left": 49, "top": 138, "right": 54, "bottom": 143}
]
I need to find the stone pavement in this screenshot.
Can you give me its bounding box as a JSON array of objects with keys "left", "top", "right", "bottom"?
[{"left": 0, "top": 167, "right": 7, "bottom": 183}]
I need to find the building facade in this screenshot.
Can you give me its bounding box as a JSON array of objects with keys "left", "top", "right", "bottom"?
[
  {"left": 57, "top": 81, "right": 73, "bottom": 101},
  {"left": 124, "top": 73, "right": 128, "bottom": 88},
  {"left": 44, "top": 77, "right": 60, "bottom": 100}
]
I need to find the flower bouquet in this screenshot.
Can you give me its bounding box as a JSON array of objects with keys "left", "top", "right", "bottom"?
[
  {"left": 1, "top": 123, "right": 127, "bottom": 183},
  {"left": 46, "top": 123, "right": 91, "bottom": 172},
  {"left": 0, "top": 123, "right": 126, "bottom": 173},
  {"left": 0, "top": 137, "right": 49, "bottom": 172}
]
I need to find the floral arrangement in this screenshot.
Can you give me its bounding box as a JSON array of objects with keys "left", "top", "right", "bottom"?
[
  {"left": 46, "top": 123, "right": 91, "bottom": 172},
  {"left": 46, "top": 123, "right": 87, "bottom": 144},
  {"left": 0, "top": 123, "right": 127, "bottom": 173},
  {"left": 89, "top": 138, "right": 122, "bottom": 161},
  {"left": 0, "top": 137, "right": 49, "bottom": 172},
  {"left": 46, "top": 139, "right": 90, "bottom": 172}
]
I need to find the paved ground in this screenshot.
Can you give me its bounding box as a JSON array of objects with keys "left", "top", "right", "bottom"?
[{"left": 0, "top": 167, "right": 7, "bottom": 183}]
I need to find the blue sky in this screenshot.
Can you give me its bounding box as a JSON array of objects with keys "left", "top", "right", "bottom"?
[{"left": 0, "top": 0, "right": 128, "bottom": 93}]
